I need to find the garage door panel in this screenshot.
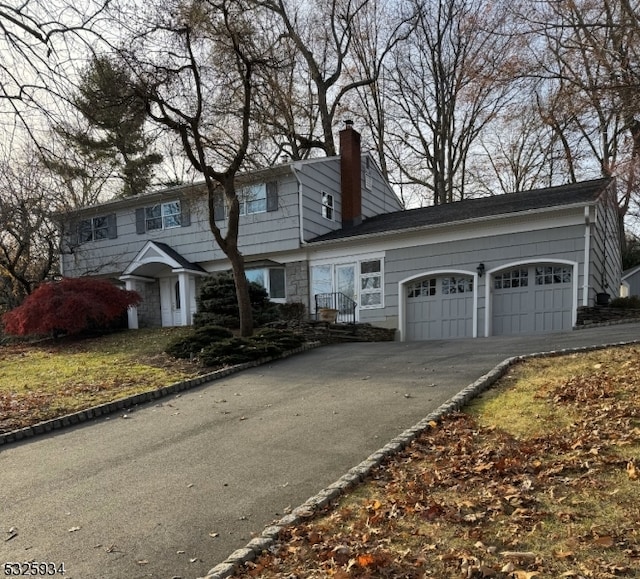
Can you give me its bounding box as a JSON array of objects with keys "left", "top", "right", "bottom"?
[
  {"left": 406, "top": 276, "right": 473, "bottom": 340},
  {"left": 493, "top": 265, "right": 572, "bottom": 336}
]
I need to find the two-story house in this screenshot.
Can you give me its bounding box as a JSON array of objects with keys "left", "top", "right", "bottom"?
[{"left": 60, "top": 124, "right": 621, "bottom": 340}]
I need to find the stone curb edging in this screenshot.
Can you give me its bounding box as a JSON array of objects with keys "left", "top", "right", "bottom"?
[
  {"left": 198, "top": 338, "right": 640, "bottom": 579},
  {"left": 0, "top": 342, "right": 322, "bottom": 448}
]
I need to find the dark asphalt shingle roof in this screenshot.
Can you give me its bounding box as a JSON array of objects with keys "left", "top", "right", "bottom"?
[
  {"left": 153, "top": 242, "right": 207, "bottom": 273},
  {"left": 310, "top": 178, "right": 612, "bottom": 243}
]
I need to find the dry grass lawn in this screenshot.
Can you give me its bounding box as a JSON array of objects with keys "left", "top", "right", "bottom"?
[
  {"left": 235, "top": 345, "right": 640, "bottom": 579},
  {"left": 0, "top": 328, "right": 202, "bottom": 433}
]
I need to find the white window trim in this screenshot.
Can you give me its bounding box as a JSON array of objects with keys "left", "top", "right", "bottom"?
[
  {"left": 309, "top": 252, "right": 386, "bottom": 312},
  {"left": 240, "top": 183, "right": 267, "bottom": 216},
  {"left": 246, "top": 267, "right": 286, "bottom": 303},
  {"left": 321, "top": 192, "right": 334, "bottom": 220},
  {"left": 359, "top": 258, "right": 384, "bottom": 309},
  {"left": 147, "top": 201, "right": 182, "bottom": 230},
  {"left": 79, "top": 216, "right": 109, "bottom": 242}
]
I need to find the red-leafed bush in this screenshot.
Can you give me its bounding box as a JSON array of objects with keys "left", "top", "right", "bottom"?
[{"left": 1, "top": 278, "right": 141, "bottom": 337}]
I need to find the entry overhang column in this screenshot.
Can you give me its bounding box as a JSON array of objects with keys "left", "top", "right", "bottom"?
[{"left": 177, "top": 271, "right": 191, "bottom": 326}]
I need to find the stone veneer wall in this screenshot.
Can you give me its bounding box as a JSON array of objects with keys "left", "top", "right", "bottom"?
[
  {"left": 286, "top": 261, "right": 310, "bottom": 313},
  {"left": 576, "top": 306, "right": 640, "bottom": 327},
  {"left": 137, "top": 280, "right": 162, "bottom": 328}
]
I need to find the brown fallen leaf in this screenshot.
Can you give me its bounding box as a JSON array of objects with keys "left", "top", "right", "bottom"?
[
  {"left": 512, "top": 571, "right": 540, "bottom": 579},
  {"left": 593, "top": 535, "right": 614, "bottom": 547},
  {"left": 554, "top": 550, "right": 575, "bottom": 560},
  {"left": 500, "top": 551, "right": 537, "bottom": 561},
  {"left": 627, "top": 460, "right": 638, "bottom": 480}
]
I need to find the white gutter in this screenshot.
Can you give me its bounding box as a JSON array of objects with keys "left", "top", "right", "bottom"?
[{"left": 583, "top": 205, "right": 591, "bottom": 306}]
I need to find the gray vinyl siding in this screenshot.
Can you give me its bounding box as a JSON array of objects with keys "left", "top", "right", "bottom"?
[
  {"left": 322, "top": 216, "right": 586, "bottom": 333},
  {"left": 298, "top": 157, "right": 343, "bottom": 240},
  {"left": 62, "top": 194, "right": 216, "bottom": 278},
  {"left": 624, "top": 269, "right": 640, "bottom": 296},
  {"left": 361, "top": 154, "right": 404, "bottom": 218},
  {"left": 589, "top": 188, "right": 621, "bottom": 301},
  {"left": 61, "top": 173, "right": 302, "bottom": 278},
  {"left": 297, "top": 155, "right": 403, "bottom": 241},
  {"left": 213, "top": 173, "right": 301, "bottom": 258},
  {"left": 384, "top": 224, "right": 586, "bottom": 321}
]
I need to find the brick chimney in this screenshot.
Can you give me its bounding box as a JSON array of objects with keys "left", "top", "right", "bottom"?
[{"left": 340, "top": 120, "right": 362, "bottom": 228}]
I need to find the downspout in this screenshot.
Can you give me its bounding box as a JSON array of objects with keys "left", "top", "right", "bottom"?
[
  {"left": 292, "top": 163, "right": 306, "bottom": 246},
  {"left": 582, "top": 205, "right": 591, "bottom": 306}
]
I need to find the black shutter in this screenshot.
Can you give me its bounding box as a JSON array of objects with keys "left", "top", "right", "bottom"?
[
  {"left": 69, "top": 221, "right": 79, "bottom": 246},
  {"left": 135, "top": 208, "right": 146, "bottom": 234},
  {"left": 213, "top": 194, "right": 225, "bottom": 221},
  {"left": 107, "top": 214, "right": 117, "bottom": 239},
  {"left": 266, "top": 181, "right": 278, "bottom": 212},
  {"left": 180, "top": 200, "right": 191, "bottom": 227}
]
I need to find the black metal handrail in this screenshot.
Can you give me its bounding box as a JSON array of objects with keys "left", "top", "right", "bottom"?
[{"left": 315, "top": 292, "right": 357, "bottom": 324}]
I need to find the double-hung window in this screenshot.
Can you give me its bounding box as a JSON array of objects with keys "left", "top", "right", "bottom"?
[
  {"left": 146, "top": 201, "right": 181, "bottom": 230},
  {"left": 240, "top": 184, "right": 267, "bottom": 215},
  {"left": 246, "top": 267, "right": 286, "bottom": 300},
  {"left": 137, "top": 200, "right": 189, "bottom": 234},
  {"left": 360, "top": 260, "right": 382, "bottom": 308},
  {"left": 214, "top": 182, "right": 278, "bottom": 221},
  {"left": 77, "top": 214, "right": 116, "bottom": 243},
  {"left": 322, "top": 192, "right": 334, "bottom": 220}
]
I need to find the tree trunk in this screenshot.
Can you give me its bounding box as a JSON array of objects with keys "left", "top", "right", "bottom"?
[{"left": 228, "top": 251, "right": 253, "bottom": 337}]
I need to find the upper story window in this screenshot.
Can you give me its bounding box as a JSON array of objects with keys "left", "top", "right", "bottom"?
[
  {"left": 240, "top": 184, "right": 267, "bottom": 215},
  {"left": 364, "top": 157, "right": 372, "bottom": 190},
  {"left": 322, "top": 192, "right": 334, "bottom": 220},
  {"left": 146, "top": 201, "right": 181, "bottom": 230},
  {"left": 213, "top": 181, "right": 278, "bottom": 221},
  {"left": 76, "top": 214, "right": 117, "bottom": 243},
  {"left": 136, "top": 200, "right": 190, "bottom": 234}
]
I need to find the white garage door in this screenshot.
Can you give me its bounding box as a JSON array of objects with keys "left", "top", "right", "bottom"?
[
  {"left": 492, "top": 265, "right": 573, "bottom": 335},
  {"left": 406, "top": 276, "right": 474, "bottom": 340}
]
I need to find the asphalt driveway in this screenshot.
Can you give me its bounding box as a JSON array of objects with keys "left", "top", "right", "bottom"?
[{"left": 1, "top": 323, "right": 639, "bottom": 579}]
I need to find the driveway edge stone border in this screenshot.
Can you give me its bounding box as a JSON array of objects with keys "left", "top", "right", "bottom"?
[
  {"left": 199, "top": 339, "right": 640, "bottom": 579},
  {"left": 0, "top": 342, "right": 322, "bottom": 448}
]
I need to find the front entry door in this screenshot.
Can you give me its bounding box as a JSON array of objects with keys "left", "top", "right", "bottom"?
[{"left": 160, "top": 277, "right": 182, "bottom": 327}]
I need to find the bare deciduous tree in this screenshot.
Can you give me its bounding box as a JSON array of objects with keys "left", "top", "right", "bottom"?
[
  {"left": 109, "top": 0, "right": 273, "bottom": 336},
  {"left": 523, "top": 0, "right": 640, "bottom": 237},
  {"left": 384, "top": 0, "right": 520, "bottom": 206},
  {"left": 258, "top": 0, "right": 410, "bottom": 158},
  {"left": 0, "top": 150, "right": 59, "bottom": 312}
]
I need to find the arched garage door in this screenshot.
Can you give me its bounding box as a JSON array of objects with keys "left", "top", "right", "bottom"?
[
  {"left": 492, "top": 264, "right": 574, "bottom": 335},
  {"left": 406, "top": 275, "right": 474, "bottom": 340}
]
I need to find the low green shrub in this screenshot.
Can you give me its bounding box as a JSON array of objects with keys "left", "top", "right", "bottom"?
[
  {"left": 610, "top": 296, "right": 640, "bottom": 309},
  {"left": 165, "top": 325, "right": 233, "bottom": 359},
  {"left": 277, "top": 301, "right": 306, "bottom": 322},
  {"left": 251, "top": 328, "right": 304, "bottom": 350},
  {"left": 198, "top": 329, "right": 303, "bottom": 367}
]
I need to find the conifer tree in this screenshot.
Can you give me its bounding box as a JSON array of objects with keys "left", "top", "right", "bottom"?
[{"left": 65, "top": 56, "right": 163, "bottom": 197}]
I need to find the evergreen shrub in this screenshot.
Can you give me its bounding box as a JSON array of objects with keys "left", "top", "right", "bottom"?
[{"left": 164, "top": 325, "right": 233, "bottom": 359}]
